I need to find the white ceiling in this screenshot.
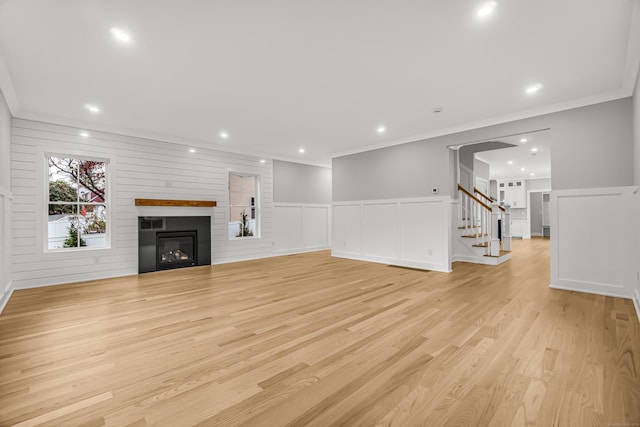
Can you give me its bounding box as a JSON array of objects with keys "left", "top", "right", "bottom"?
[
  {"left": 0, "top": 0, "right": 638, "bottom": 166},
  {"left": 475, "top": 130, "right": 551, "bottom": 180}
]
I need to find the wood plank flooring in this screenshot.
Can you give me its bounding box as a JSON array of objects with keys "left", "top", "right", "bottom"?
[{"left": 1, "top": 238, "right": 639, "bottom": 426}]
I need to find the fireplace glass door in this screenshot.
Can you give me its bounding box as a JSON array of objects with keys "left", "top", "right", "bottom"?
[{"left": 157, "top": 231, "right": 197, "bottom": 270}]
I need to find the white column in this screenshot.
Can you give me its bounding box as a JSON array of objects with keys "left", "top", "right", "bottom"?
[
  {"left": 503, "top": 205, "right": 512, "bottom": 252},
  {"left": 490, "top": 202, "right": 501, "bottom": 257}
]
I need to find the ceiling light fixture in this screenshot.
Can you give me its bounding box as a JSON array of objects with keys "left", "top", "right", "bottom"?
[
  {"left": 477, "top": 1, "right": 497, "bottom": 17},
  {"left": 377, "top": 126, "right": 386, "bottom": 134},
  {"left": 520, "top": 138, "right": 528, "bottom": 143},
  {"left": 520, "top": 168, "right": 525, "bottom": 171},
  {"left": 507, "top": 161, "right": 513, "bottom": 165},
  {"left": 531, "top": 147, "right": 538, "bottom": 152},
  {"left": 80, "top": 132, "right": 89, "bottom": 138},
  {"left": 530, "top": 173, "right": 535, "bottom": 176},
  {"left": 298, "top": 148, "right": 305, "bottom": 154},
  {"left": 220, "top": 132, "right": 229, "bottom": 139},
  {"left": 84, "top": 104, "right": 100, "bottom": 114},
  {"left": 525, "top": 83, "right": 544, "bottom": 95},
  {"left": 110, "top": 27, "right": 131, "bottom": 43},
  {"left": 189, "top": 148, "right": 196, "bottom": 153},
  {"left": 260, "top": 159, "right": 266, "bottom": 164}
]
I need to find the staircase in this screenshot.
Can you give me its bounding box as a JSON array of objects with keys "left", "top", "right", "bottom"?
[{"left": 453, "top": 184, "right": 511, "bottom": 266}]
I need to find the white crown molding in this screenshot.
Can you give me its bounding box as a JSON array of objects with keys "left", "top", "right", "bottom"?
[
  {"left": 623, "top": 0, "right": 640, "bottom": 93},
  {"left": 330, "top": 88, "right": 630, "bottom": 160}
]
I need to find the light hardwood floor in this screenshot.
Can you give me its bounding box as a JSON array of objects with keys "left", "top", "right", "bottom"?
[{"left": 1, "top": 238, "right": 639, "bottom": 426}]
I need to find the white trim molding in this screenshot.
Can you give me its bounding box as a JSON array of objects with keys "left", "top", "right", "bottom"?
[
  {"left": 550, "top": 186, "right": 639, "bottom": 301},
  {"left": 332, "top": 196, "right": 452, "bottom": 273},
  {"left": 273, "top": 203, "right": 331, "bottom": 255}
]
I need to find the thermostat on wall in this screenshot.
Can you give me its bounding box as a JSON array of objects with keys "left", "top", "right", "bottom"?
[{"left": 432, "top": 187, "right": 439, "bottom": 194}]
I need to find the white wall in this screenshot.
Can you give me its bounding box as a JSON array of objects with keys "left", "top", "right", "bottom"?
[
  {"left": 332, "top": 197, "right": 451, "bottom": 272},
  {"left": 10, "top": 119, "right": 278, "bottom": 289},
  {"left": 273, "top": 204, "right": 331, "bottom": 255},
  {"left": 634, "top": 67, "right": 640, "bottom": 186},
  {"left": 0, "top": 89, "right": 12, "bottom": 311},
  {"left": 550, "top": 186, "right": 638, "bottom": 300}
]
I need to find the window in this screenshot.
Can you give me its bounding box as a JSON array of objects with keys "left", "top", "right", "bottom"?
[
  {"left": 47, "top": 156, "right": 108, "bottom": 250},
  {"left": 229, "top": 173, "right": 258, "bottom": 238}
]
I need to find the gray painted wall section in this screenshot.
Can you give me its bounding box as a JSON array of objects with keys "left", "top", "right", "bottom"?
[
  {"left": 635, "top": 70, "right": 640, "bottom": 185},
  {"left": 474, "top": 158, "right": 490, "bottom": 182},
  {"left": 530, "top": 192, "right": 543, "bottom": 235},
  {"left": 273, "top": 160, "right": 332, "bottom": 204},
  {"left": 333, "top": 98, "right": 633, "bottom": 201},
  {"left": 0, "top": 89, "right": 9, "bottom": 190},
  {"left": 333, "top": 138, "right": 452, "bottom": 201}
]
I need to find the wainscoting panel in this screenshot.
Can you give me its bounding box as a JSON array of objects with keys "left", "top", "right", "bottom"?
[
  {"left": 551, "top": 186, "right": 638, "bottom": 300},
  {"left": 0, "top": 186, "right": 13, "bottom": 312},
  {"left": 332, "top": 197, "right": 451, "bottom": 272},
  {"left": 273, "top": 204, "right": 331, "bottom": 255}
]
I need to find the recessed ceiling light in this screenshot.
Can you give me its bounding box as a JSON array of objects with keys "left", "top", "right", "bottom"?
[
  {"left": 260, "top": 159, "right": 266, "bottom": 164},
  {"left": 84, "top": 104, "right": 100, "bottom": 114},
  {"left": 520, "top": 138, "right": 528, "bottom": 143},
  {"left": 531, "top": 147, "right": 538, "bottom": 152},
  {"left": 520, "top": 168, "right": 525, "bottom": 171},
  {"left": 189, "top": 148, "right": 196, "bottom": 153},
  {"left": 298, "top": 148, "right": 305, "bottom": 154},
  {"left": 220, "top": 132, "right": 229, "bottom": 139},
  {"left": 507, "top": 160, "right": 513, "bottom": 165},
  {"left": 377, "top": 126, "right": 386, "bottom": 134},
  {"left": 80, "top": 132, "right": 89, "bottom": 138},
  {"left": 530, "top": 173, "right": 535, "bottom": 176},
  {"left": 525, "top": 83, "right": 544, "bottom": 95},
  {"left": 477, "top": 1, "right": 497, "bottom": 17},
  {"left": 110, "top": 28, "right": 131, "bottom": 43}
]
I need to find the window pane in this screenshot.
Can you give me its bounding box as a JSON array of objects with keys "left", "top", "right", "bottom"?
[
  {"left": 48, "top": 205, "right": 79, "bottom": 249},
  {"left": 80, "top": 205, "right": 107, "bottom": 247},
  {"left": 48, "top": 157, "right": 78, "bottom": 202},
  {"left": 229, "top": 174, "right": 256, "bottom": 238},
  {"left": 78, "top": 160, "right": 106, "bottom": 202}
]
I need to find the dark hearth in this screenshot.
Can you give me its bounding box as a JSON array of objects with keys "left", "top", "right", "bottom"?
[{"left": 138, "top": 216, "right": 211, "bottom": 273}]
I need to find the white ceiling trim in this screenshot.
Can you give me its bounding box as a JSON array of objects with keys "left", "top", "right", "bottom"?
[{"left": 330, "top": 88, "right": 629, "bottom": 160}]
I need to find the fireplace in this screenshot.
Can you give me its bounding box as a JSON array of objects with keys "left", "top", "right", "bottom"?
[{"left": 138, "top": 216, "right": 211, "bottom": 273}]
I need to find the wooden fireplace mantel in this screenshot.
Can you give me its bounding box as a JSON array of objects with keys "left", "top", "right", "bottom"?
[{"left": 135, "top": 199, "right": 217, "bottom": 207}]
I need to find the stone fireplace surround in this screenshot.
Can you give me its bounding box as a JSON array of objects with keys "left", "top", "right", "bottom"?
[{"left": 138, "top": 216, "right": 211, "bottom": 273}]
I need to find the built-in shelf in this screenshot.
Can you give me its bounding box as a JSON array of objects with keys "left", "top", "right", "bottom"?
[{"left": 135, "top": 199, "right": 217, "bottom": 207}]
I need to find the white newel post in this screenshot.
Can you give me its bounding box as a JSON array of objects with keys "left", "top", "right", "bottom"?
[
  {"left": 503, "top": 205, "right": 512, "bottom": 252},
  {"left": 490, "top": 202, "right": 501, "bottom": 257}
]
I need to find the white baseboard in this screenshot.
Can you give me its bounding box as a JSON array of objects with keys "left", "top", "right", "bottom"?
[
  {"left": 0, "top": 282, "right": 13, "bottom": 314},
  {"left": 274, "top": 246, "right": 330, "bottom": 256},
  {"left": 549, "top": 281, "right": 631, "bottom": 301},
  {"left": 332, "top": 250, "right": 450, "bottom": 273}
]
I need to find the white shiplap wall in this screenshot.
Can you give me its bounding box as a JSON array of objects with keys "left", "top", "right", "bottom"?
[{"left": 10, "top": 119, "right": 275, "bottom": 289}]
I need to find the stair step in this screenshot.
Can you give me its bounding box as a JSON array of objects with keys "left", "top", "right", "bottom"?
[
  {"left": 472, "top": 242, "right": 489, "bottom": 248},
  {"left": 484, "top": 250, "right": 511, "bottom": 258},
  {"left": 461, "top": 234, "right": 489, "bottom": 238}
]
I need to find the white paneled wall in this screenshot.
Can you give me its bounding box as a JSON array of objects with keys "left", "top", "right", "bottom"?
[
  {"left": 0, "top": 186, "right": 12, "bottom": 310},
  {"left": 551, "top": 186, "right": 639, "bottom": 300},
  {"left": 10, "top": 119, "right": 275, "bottom": 289},
  {"left": 332, "top": 197, "right": 451, "bottom": 272},
  {"left": 273, "top": 204, "right": 331, "bottom": 255}
]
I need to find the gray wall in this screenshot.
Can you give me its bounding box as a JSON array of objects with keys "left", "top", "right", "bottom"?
[
  {"left": 333, "top": 138, "right": 453, "bottom": 201},
  {"left": 527, "top": 178, "right": 551, "bottom": 191},
  {"left": 530, "top": 192, "right": 543, "bottom": 235},
  {"left": 635, "top": 70, "right": 640, "bottom": 185},
  {"left": 0, "top": 89, "right": 9, "bottom": 189},
  {"left": 333, "top": 98, "right": 633, "bottom": 201},
  {"left": 273, "top": 160, "right": 332, "bottom": 204},
  {"left": 474, "top": 158, "right": 490, "bottom": 182}
]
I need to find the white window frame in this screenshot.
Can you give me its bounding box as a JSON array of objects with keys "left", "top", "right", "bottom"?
[
  {"left": 228, "top": 172, "right": 260, "bottom": 240},
  {"left": 45, "top": 153, "right": 111, "bottom": 252}
]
